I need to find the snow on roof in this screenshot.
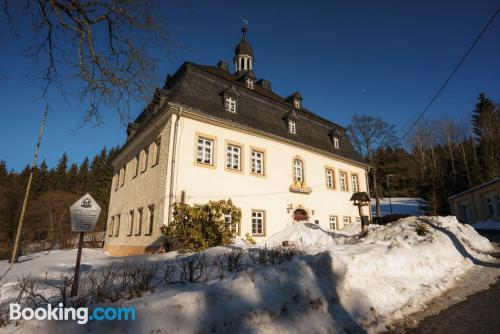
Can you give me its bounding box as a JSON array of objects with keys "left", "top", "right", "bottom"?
[{"left": 448, "top": 177, "right": 500, "bottom": 200}]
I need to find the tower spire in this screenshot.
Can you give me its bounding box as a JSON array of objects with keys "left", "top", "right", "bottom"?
[{"left": 234, "top": 18, "right": 253, "bottom": 73}]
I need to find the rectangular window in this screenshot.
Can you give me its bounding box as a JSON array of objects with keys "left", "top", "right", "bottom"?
[
  {"left": 136, "top": 208, "right": 143, "bottom": 235},
  {"left": 325, "top": 168, "right": 335, "bottom": 189},
  {"left": 224, "top": 97, "right": 237, "bottom": 113},
  {"left": 486, "top": 197, "right": 494, "bottom": 216},
  {"left": 114, "top": 174, "right": 119, "bottom": 191},
  {"left": 288, "top": 120, "right": 296, "bottom": 134},
  {"left": 108, "top": 217, "right": 114, "bottom": 237},
  {"left": 128, "top": 210, "right": 134, "bottom": 236},
  {"left": 252, "top": 210, "right": 265, "bottom": 236},
  {"left": 145, "top": 205, "right": 154, "bottom": 235},
  {"left": 154, "top": 138, "right": 161, "bottom": 166},
  {"left": 120, "top": 167, "right": 125, "bottom": 187},
  {"left": 196, "top": 137, "right": 214, "bottom": 165},
  {"left": 226, "top": 144, "right": 241, "bottom": 170},
  {"left": 351, "top": 174, "right": 359, "bottom": 192},
  {"left": 329, "top": 216, "right": 337, "bottom": 230},
  {"left": 293, "top": 99, "right": 300, "bottom": 109},
  {"left": 343, "top": 216, "right": 351, "bottom": 225},
  {"left": 114, "top": 214, "right": 121, "bottom": 237},
  {"left": 339, "top": 172, "right": 348, "bottom": 191},
  {"left": 333, "top": 137, "right": 340, "bottom": 149},
  {"left": 251, "top": 150, "right": 265, "bottom": 175},
  {"left": 225, "top": 213, "right": 239, "bottom": 235},
  {"left": 141, "top": 148, "right": 149, "bottom": 173},
  {"left": 133, "top": 155, "right": 139, "bottom": 178},
  {"left": 246, "top": 78, "right": 254, "bottom": 89},
  {"left": 355, "top": 217, "right": 361, "bottom": 224}
]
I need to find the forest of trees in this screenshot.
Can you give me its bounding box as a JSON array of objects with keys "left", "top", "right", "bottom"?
[
  {"left": 0, "top": 93, "right": 498, "bottom": 260},
  {"left": 0, "top": 147, "right": 118, "bottom": 259}
]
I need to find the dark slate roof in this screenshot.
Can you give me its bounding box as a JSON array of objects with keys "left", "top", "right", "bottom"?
[
  {"left": 235, "top": 38, "right": 253, "bottom": 56},
  {"left": 150, "top": 62, "right": 366, "bottom": 166}
]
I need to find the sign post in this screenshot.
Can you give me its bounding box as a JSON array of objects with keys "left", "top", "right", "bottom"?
[{"left": 69, "top": 193, "right": 101, "bottom": 297}]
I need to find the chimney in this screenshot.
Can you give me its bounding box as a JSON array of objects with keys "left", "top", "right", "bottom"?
[
  {"left": 256, "top": 79, "right": 271, "bottom": 90},
  {"left": 217, "top": 60, "right": 229, "bottom": 72}
]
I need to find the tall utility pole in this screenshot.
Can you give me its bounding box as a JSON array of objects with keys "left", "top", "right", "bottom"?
[{"left": 10, "top": 105, "right": 48, "bottom": 263}]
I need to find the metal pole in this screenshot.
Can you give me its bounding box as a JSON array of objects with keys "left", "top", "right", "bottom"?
[
  {"left": 10, "top": 105, "right": 48, "bottom": 263},
  {"left": 387, "top": 175, "right": 393, "bottom": 214},
  {"left": 71, "top": 232, "right": 84, "bottom": 297}
]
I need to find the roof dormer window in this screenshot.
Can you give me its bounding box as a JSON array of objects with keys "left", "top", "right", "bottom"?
[
  {"left": 224, "top": 96, "right": 237, "bottom": 113},
  {"left": 333, "top": 136, "right": 340, "bottom": 149},
  {"left": 246, "top": 78, "right": 254, "bottom": 89},
  {"left": 288, "top": 120, "right": 296, "bottom": 134},
  {"left": 293, "top": 99, "right": 301, "bottom": 109}
]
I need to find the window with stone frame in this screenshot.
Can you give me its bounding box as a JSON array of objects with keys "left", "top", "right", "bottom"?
[
  {"left": 326, "top": 168, "right": 335, "bottom": 189},
  {"left": 288, "top": 120, "right": 296, "bottom": 134},
  {"left": 226, "top": 144, "right": 241, "bottom": 170},
  {"left": 196, "top": 137, "right": 214, "bottom": 165},
  {"left": 251, "top": 149, "right": 264, "bottom": 175},
  {"left": 252, "top": 210, "right": 265, "bottom": 236}
]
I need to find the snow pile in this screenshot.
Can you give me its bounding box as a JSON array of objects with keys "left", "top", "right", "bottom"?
[
  {"left": 473, "top": 219, "right": 500, "bottom": 231},
  {"left": 259, "top": 222, "right": 342, "bottom": 250},
  {"left": 0, "top": 216, "right": 496, "bottom": 334}
]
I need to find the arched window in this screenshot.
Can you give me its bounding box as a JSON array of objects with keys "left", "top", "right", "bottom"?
[{"left": 293, "top": 159, "right": 303, "bottom": 183}]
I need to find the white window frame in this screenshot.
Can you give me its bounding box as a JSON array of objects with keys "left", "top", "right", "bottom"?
[
  {"left": 196, "top": 137, "right": 214, "bottom": 165},
  {"left": 246, "top": 78, "right": 254, "bottom": 89},
  {"left": 333, "top": 136, "right": 340, "bottom": 149},
  {"left": 355, "top": 217, "right": 361, "bottom": 224},
  {"left": 251, "top": 149, "right": 264, "bottom": 175},
  {"left": 293, "top": 159, "right": 304, "bottom": 183},
  {"left": 351, "top": 174, "right": 359, "bottom": 192},
  {"left": 224, "top": 97, "right": 237, "bottom": 113},
  {"left": 293, "top": 99, "right": 301, "bottom": 109},
  {"left": 329, "top": 216, "right": 337, "bottom": 230},
  {"left": 288, "top": 120, "right": 296, "bottom": 134},
  {"left": 326, "top": 168, "right": 335, "bottom": 189},
  {"left": 339, "top": 171, "right": 348, "bottom": 191},
  {"left": 343, "top": 216, "right": 351, "bottom": 225},
  {"left": 252, "top": 210, "right": 265, "bottom": 236},
  {"left": 226, "top": 144, "right": 241, "bottom": 170}
]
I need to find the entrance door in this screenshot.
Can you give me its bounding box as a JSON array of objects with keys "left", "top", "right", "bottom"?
[{"left": 293, "top": 209, "right": 308, "bottom": 222}]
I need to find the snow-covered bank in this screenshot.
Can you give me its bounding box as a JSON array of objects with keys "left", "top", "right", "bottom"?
[{"left": 0, "top": 216, "right": 495, "bottom": 333}]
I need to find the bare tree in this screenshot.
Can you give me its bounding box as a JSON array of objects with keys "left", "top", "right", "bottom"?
[
  {"left": 1, "top": 0, "right": 171, "bottom": 124},
  {"left": 346, "top": 115, "right": 398, "bottom": 217}
]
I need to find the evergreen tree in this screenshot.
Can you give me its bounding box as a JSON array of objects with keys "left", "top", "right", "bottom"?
[
  {"left": 54, "top": 153, "right": 69, "bottom": 190},
  {"left": 471, "top": 93, "right": 500, "bottom": 180}
]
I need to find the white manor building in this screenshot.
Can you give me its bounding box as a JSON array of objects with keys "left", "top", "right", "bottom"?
[{"left": 104, "top": 27, "right": 370, "bottom": 256}]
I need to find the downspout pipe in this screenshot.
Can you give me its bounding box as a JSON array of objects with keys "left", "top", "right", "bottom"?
[{"left": 167, "top": 107, "right": 182, "bottom": 224}]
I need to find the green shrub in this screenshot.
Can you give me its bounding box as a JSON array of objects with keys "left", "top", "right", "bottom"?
[{"left": 161, "top": 199, "right": 241, "bottom": 252}]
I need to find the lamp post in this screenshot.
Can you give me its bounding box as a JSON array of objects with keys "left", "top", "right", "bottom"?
[{"left": 386, "top": 174, "right": 395, "bottom": 215}]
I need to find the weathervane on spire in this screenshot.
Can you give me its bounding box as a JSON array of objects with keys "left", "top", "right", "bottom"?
[{"left": 242, "top": 17, "right": 249, "bottom": 38}]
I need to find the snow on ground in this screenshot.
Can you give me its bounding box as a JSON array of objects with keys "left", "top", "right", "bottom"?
[
  {"left": 473, "top": 220, "right": 500, "bottom": 231},
  {"left": 371, "top": 197, "right": 427, "bottom": 216},
  {"left": 0, "top": 216, "right": 496, "bottom": 334}
]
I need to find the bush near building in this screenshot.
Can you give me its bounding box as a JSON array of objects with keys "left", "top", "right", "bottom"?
[{"left": 161, "top": 200, "right": 241, "bottom": 252}]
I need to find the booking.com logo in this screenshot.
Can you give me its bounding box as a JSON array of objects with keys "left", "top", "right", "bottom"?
[{"left": 10, "top": 303, "right": 136, "bottom": 324}]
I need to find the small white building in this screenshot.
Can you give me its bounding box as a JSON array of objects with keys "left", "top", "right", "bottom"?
[{"left": 104, "top": 28, "right": 370, "bottom": 256}]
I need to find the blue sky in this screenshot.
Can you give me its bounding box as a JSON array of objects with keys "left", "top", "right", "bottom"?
[{"left": 1, "top": 1, "right": 499, "bottom": 171}]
